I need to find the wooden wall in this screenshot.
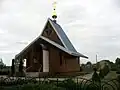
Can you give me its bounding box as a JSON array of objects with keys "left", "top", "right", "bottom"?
[
  {"left": 25, "top": 43, "right": 80, "bottom": 73},
  {"left": 49, "top": 48, "right": 80, "bottom": 73}
]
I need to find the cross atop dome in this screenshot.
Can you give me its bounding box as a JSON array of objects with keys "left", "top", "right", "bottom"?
[{"left": 52, "top": 1, "right": 57, "bottom": 21}]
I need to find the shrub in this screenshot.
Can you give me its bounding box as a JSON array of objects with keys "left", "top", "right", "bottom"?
[
  {"left": 99, "top": 63, "right": 110, "bottom": 79},
  {"left": 99, "top": 69, "right": 104, "bottom": 79},
  {"left": 117, "top": 75, "right": 120, "bottom": 83},
  {"left": 104, "top": 64, "right": 109, "bottom": 75},
  {"left": 111, "top": 67, "right": 117, "bottom": 71},
  {"left": 110, "top": 64, "right": 117, "bottom": 71},
  {"left": 92, "top": 71, "right": 100, "bottom": 82}
]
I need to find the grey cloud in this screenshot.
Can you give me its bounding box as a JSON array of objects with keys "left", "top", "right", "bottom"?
[{"left": 59, "top": 0, "right": 120, "bottom": 63}]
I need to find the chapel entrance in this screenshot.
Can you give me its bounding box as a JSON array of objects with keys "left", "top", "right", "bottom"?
[{"left": 25, "top": 43, "right": 43, "bottom": 72}]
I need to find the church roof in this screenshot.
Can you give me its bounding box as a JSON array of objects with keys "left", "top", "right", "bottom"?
[
  {"left": 48, "top": 19, "right": 77, "bottom": 52},
  {"left": 40, "top": 36, "right": 87, "bottom": 57},
  {"left": 15, "top": 18, "right": 88, "bottom": 59}
]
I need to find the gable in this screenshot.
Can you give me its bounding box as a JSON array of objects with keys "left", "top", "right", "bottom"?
[
  {"left": 15, "top": 18, "right": 88, "bottom": 59},
  {"left": 41, "top": 18, "right": 78, "bottom": 53},
  {"left": 41, "top": 21, "right": 64, "bottom": 47}
]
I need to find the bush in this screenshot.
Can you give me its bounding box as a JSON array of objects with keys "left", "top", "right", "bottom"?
[
  {"left": 99, "top": 64, "right": 110, "bottom": 79},
  {"left": 99, "top": 69, "right": 104, "bottom": 79},
  {"left": 104, "top": 64, "right": 110, "bottom": 75},
  {"left": 111, "top": 64, "right": 117, "bottom": 71},
  {"left": 117, "top": 75, "right": 120, "bottom": 83},
  {"left": 111, "top": 67, "right": 117, "bottom": 71},
  {"left": 92, "top": 70, "right": 100, "bottom": 82}
]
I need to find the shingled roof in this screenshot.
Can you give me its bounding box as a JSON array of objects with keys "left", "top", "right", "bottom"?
[
  {"left": 15, "top": 18, "right": 88, "bottom": 59},
  {"left": 48, "top": 19, "right": 77, "bottom": 52}
]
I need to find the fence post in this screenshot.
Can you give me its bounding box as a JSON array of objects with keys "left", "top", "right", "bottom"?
[
  {"left": 57, "top": 78, "right": 58, "bottom": 87},
  {"left": 77, "top": 78, "right": 78, "bottom": 90},
  {"left": 38, "top": 74, "right": 40, "bottom": 84},
  {"left": 77, "top": 78, "right": 78, "bottom": 84}
]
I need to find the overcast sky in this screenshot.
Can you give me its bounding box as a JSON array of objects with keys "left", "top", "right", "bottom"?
[{"left": 0, "top": 0, "right": 120, "bottom": 65}]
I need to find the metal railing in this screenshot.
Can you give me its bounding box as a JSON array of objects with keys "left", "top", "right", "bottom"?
[{"left": 0, "top": 76, "right": 119, "bottom": 90}]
